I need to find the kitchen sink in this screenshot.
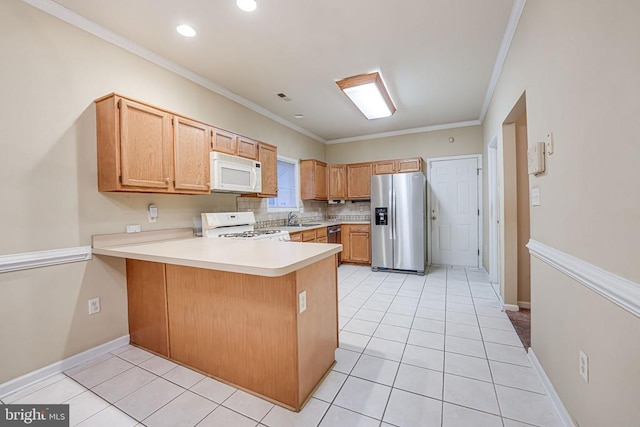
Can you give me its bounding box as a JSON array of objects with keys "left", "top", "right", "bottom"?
[{"left": 288, "top": 223, "right": 322, "bottom": 227}]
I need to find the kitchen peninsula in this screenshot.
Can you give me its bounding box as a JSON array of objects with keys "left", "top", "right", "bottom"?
[{"left": 92, "top": 229, "right": 341, "bottom": 411}]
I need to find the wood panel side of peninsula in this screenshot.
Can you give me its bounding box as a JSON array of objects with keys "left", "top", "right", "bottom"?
[{"left": 126, "top": 255, "right": 338, "bottom": 411}]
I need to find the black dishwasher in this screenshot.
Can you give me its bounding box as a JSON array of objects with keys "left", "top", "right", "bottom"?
[{"left": 327, "top": 225, "right": 342, "bottom": 266}]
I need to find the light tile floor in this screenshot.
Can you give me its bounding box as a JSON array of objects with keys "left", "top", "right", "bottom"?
[{"left": 1, "top": 266, "right": 562, "bottom": 426}]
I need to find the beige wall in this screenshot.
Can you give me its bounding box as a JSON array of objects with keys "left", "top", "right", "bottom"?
[
  {"left": 325, "top": 126, "right": 483, "bottom": 164},
  {"left": 0, "top": 0, "right": 324, "bottom": 383},
  {"left": 483, "top": 0, "right": 640, "bottom": 425}
]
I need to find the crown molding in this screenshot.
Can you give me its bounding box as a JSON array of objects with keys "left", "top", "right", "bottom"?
[
  {"left": 325, "top": 120, "right": 482, "bottom": 145},
  {"left": 479, "top": 0, "right": 527, "bottom": 121},
  {"left": 20, "top": 0, "right": 326, "bottom": 144}
]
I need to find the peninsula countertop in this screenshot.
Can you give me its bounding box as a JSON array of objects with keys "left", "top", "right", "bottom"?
[{"left": 92, "top": 232, "right": 342, "bottom": 277}]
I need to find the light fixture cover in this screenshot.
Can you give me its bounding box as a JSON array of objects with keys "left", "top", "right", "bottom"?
[
  {"left": 237, "top": 0, "right": 257, "bottom": 12},
  {"left": 336, "top": 72, "right": 396, "bottom": 120},
  {"left": 176, "top": 24, "right": 196, "bottom": 37}
]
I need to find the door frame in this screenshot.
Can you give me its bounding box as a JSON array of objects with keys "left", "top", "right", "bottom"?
[
  {"left": 488, "top": 137, "right": 500, "bottom": 283},
  {"left": 426, "top": 154, "right": 483, "bottom": 268}
]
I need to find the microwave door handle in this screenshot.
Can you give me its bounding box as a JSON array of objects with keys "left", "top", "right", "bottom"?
[{"left": 251, "top": 168, "right": 257, "bottom": 188}]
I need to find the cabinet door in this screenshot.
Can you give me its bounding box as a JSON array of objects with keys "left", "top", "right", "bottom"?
[
  {"left": 237, "top": 136, "right": 258, "bottom": 160},
  {"left": 302, "top": 230, "right": 317, "bottom": 242},
  {"left": 347, "top": 163, "right": 373, "bottom": 199},
  {"left": 289, "top": 232, "right": 302, "bottom": 242},
  {"left": 212, "top": 128, "right": 237, "bottom": 155},
  {"left": 373, "top": 160, "right": 396, "bottom": 175},
  {"left": 349, "top": 230, "right": 371, "bottom": 264},
  {"left": 315, "top": 162, "right": 328, "bottom": 200},
  {"left": 257, "top": 142, "right": 277, "bottom": 197},
  {"left": 119, "top": 98, "right": 172, "bottom": 189},
  {"left": 341, "top": 225, "right": 351, "bottom": 262},
  {"left": 328, "top": 164, "right": 347, "bottom": 199},
  {"left": 173, "top": 116, "right": 210, "bottom": 193},
  {"left": 397, "top": 158, "right": 423, "bottom": 173}
]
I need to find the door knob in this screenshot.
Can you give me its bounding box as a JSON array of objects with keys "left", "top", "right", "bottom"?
[{"left": 432, "top": 216, "right": 437, "bottom": 221}]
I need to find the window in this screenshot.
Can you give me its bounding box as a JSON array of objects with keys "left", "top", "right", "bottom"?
[{"left": 268, "top": 156, "right": 300, "bottom": 212}]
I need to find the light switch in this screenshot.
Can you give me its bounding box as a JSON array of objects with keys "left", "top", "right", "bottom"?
[
  {"left": 546, "top": 132, "right": 554, "bottom": 155},
  {"left": 531, "top": 187, "right": 541, "bottom": 206}
]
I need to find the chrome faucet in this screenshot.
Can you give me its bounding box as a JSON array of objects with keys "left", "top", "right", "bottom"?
[{"left": 287, "top": 211, "right": 298, "bottom": 226}]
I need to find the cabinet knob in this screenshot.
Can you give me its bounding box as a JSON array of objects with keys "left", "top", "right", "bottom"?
[{"left": 165, "top": 177, "right": 171, "bottom": 184}]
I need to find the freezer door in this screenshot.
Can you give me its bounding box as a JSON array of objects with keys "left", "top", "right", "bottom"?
[
  {"left": 371, "top": 174, "right": 393, "bottom": 269},
  {"left": 393, "top": 173, "right": 426, "bottom": 272}
]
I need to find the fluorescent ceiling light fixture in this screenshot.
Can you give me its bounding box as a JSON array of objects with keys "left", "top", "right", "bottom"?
[
  {"left": 336, "top": 72, "right": 396, "bottom": 120},
  {"left": 237, "top": 0, "right": 257, "bottom": 12},
  {"left": 176, "top": 24, "right": 196, "bottom": 37}
]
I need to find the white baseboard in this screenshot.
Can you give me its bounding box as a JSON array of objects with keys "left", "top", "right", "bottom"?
[
  {"left": 503, "top": 303, "right": 520, "bottom": 312},
  {"left": 518, "top": 301, "right": 531, "bottom": 309},
  {"left": 528, "top": 348, "right": 575, "bottom": 427},
  {"left": 0, "top": 335, "right": 129, "bottom": 399}
]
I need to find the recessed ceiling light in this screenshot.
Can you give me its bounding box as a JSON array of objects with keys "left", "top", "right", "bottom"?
[
  {"left": 176, "top": 24, "right": 196, "bottom": 37},
  {"left": 293, "top": 114, "right": 304, "bottom": 119},
  {"left": 236, "top": 0, "right": 257, "bottom": 12}
]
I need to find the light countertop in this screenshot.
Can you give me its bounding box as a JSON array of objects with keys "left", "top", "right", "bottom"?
[{"left": 92, "top": 236, "right": 342, "bottom": 277}]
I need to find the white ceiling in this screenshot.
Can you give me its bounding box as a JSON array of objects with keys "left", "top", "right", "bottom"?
[{"left": 47, "top": 0, "right": 518, "bottom": 143}]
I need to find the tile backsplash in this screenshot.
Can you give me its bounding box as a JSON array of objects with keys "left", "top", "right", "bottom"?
[
  {"left": 235, "top": 198, "right": 371, "bottom": 228},
  {"left": 236, "top": 198, "right": 327, "bottom": 228}
]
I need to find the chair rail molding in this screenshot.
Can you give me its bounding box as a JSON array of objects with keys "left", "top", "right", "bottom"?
[
  {"left": 527, "top": 239, "right": 640, "bottom": 318},
  {"left": 0, "top": 246, "right": 92, "bottom": 274}
]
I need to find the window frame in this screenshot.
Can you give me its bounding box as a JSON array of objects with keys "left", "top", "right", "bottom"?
[{"left": 267, "top": 155, "right": 301, "bottom": 212}]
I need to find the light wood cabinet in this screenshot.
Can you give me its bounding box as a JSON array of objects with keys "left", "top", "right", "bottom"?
[
  {"left": 341, "top": 224, "right": 371, "bottom": 264},
  {"left": 300, "top": 160, "right": 328, "bottom": 200},
  {"left": 290, "top": 227, "right": 328, "bottom": 243},
  {"left": 373, "top": 158, "right": 423, "bottom": 175},
  {"left": 373, "top": 160, "right": 396, "bottom": 175},
  {"left": 251, "top": 142, "right": 278, "bottom": 197},
  {"left": 173, "top": 116, "right": 211, "bottom": 192},
  {"left": 126, "top": 256, "right": 338, "bottom": 411},
  {"left": 328, "top": 164, "right": 347, "bottom": 200},
  {"left": 211, "top": 128, "right": 237, "bottom": 155},
  {"left": 289, "top": 232, "right": 302, "bottom": 242},
  {"left": 237, "top": 136, "right": 258, "bottom": 160},
  {"left": 347, "top": 163, "right": 373, "bottom": 199},
  {"left": 126, "top": 259, "right": 169, "bottom": 356},
  {"left": 211, "top": 129, "right": 258, "bottom": 160},
  {"left": 397, "top": 158, "right": 423, "bottom": 173},
  {"left": 96, "top": 94, "right": 210, "bottom": 194}
]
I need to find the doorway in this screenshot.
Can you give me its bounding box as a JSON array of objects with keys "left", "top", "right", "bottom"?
[{"left": 427, "top": 155, "right": 482, "bottom": 268}]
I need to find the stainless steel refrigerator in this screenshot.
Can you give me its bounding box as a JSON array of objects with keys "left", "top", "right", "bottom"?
[{"left": 371, "top": 172, "right": 426, "bottom": 275}]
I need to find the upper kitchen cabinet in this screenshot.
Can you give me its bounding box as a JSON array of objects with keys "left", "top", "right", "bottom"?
[
  {"left": 96, "top": 94, "right": 210, "bottom": 194},
  {"left": 255, "top": 142, "right": 278, "bottom": 197},
  {"left": 347, "top": 162, "right": 373, "bottom": 199},
  {"left": 211, "top": 129, "right": 258, "bottom": 160},
  {"left": 328, "top": 164, "right": 347, "bottom": 200},
  {"left": 373, "top": 158, "right": 423, "bottom": 175},
  {"left": 300, "top": 159, "right": 328, "bottom": 200},
  {"left": 211, "top": 128, "right": 237, "bottom": 155},
  {"left": 173, "top": 116, "right": 211, "bottom": 193},
  {"left": 397, "top": 158, "right": 423, "bottom": 173},
  {"left": 237, "top": 136, "right": 258, "bottom": 160}
]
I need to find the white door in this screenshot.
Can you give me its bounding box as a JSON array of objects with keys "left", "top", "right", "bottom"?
[{"left": 429, "top": 157, "right": 479, "bottom": 267}]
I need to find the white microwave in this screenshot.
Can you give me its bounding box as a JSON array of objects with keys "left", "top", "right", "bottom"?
[{"left": 210, "top": 152, "right": 262, "bottom": 193}]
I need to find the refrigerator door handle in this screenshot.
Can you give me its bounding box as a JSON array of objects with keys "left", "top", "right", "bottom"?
[{"left": 391, "top": 190, "right": 396, "bottom": 240}]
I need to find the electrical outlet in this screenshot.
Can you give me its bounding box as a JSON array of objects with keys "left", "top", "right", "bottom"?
[
  {"left": 579, "top": 350, "right": 589, "bottom": 383},
  {"left": 148, "top": 204, "right": 158, "bottom": 223},
  {"left": 126, "top": 224, "right": 141, "bottom": 233},
  {"left": 88, "top": 297, "right": 101, "bottom": 315},
  {"left": 299, "top": 291, "right": 307, "bottom": 314}
]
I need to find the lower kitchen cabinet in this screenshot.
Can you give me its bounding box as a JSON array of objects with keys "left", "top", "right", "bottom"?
[{"left": 341, "top": 224, "right": 371, "bottom": 264}]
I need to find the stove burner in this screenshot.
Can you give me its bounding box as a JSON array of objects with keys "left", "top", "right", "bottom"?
[{"left": 219, "top": 229, "right": 283, "bottom": 239}]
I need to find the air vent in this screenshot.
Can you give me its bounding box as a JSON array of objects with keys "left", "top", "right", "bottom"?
[{"left": 276, "top": 93, "right": 292, "bottom": 101}]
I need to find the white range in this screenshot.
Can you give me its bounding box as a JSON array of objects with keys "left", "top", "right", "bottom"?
[{"left": 201, "top": 212, "right": 290, "bottom": 241}]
